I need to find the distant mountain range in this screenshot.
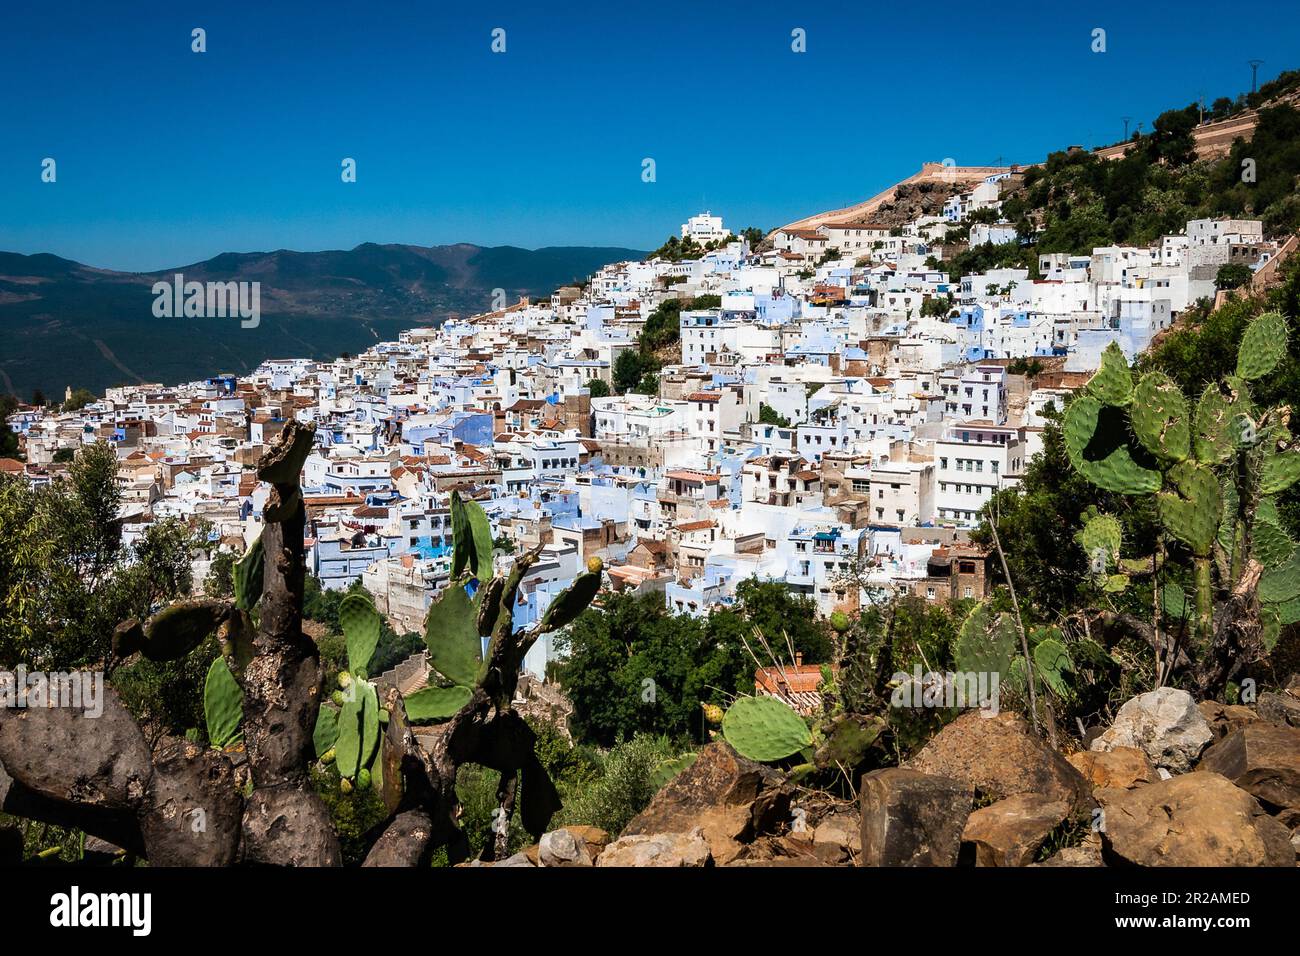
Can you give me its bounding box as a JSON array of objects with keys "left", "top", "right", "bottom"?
[{"left": 0, "top": 242, "right": 644, "bottom": 399}]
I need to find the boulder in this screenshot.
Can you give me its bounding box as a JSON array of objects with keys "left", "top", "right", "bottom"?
[
  {"left": 621, "top": 741, "right": 788, "bottom": 865},
  {"left": 1033, "top": 840, "right": 1105, "bottom": 867},
  {"left": 1257, "top": 676, "right": 1300, "bottom": 728},
  {"left": 596, "top": 829, "right": 711, "bottom": 867},
  {"left": 1097, "top": 772, "right": 1294, "bottom": 866},
  {"left": 812, "top": 811, "right": 861, "bottom": 864},
  {"left": 539, "top": 827, "right": 594, "bottom": 867},
  {"left": 725, "top": 834, "right": 825, "bottom": 866},
  {"left": 1067, "top": 747, "right": 1158, "bottom": 790},
  {"left": 960, "top": 793, "right": 1071, "bottom": 867},
  {"left": 1197, "top": 724, "right": 1300, "bottom": 811},
  {"left": 1198, "top": 701, "right": 1260, "bottom": 738},
  {"left": 906, "top": 711, "right": 1092, "bottom": 811},
  {"left": 494, "top": 851, "right": 536, "bottom": 867},
  {"left": 562, "top": 825, "right": 610, "bottom": 856},
  {"left": 859, "top": 768, "right": 972, "bottom": 867},
  {"left": 1090, "top": 688, "right": 1213, "bottom": 773}
]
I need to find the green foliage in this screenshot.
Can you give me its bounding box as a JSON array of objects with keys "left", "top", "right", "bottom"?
[
  {"left": 721, "top": 696, "right": 812, "bottom": 762},
  {"left": 311, "top": 764, "right": 389, "bottom": 866},
  {"left": 339, "top": 591, "right": 381, "bottom": 677},
  {"left": 550, "top": 734, "right": 681, "bottom": 836},
  {"left": 1216, "top": 263, "right": 1254, "bottom": 291},
  {"left": 450, "top": 491, "right": 494, "bottom": 583},
  {"left": 758, "top": 403, "right": 791, "bottom": 427},
  {"left": 202, "top": 657, "right": 244, "bottom": 750},
  {"left": 586, "top": 379, "right": 610, "bottom": 399},
  {"left": 952, "top": 601, "right": 1017, "bottom": 689},
  {"left": 649, "top": 752, "right": 698, "bottom": 791},
  {"left": 422, "top": 581, "right": 482, "bottom": 688}
]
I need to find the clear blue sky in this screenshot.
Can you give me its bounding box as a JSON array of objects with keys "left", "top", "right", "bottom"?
[{"left": 2, "top": 0, "right": 1297, "bottom": 272}]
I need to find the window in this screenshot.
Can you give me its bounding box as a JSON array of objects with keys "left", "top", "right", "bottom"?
[{"left": 963, "top": 586, "right": 974, "bottom": 598}]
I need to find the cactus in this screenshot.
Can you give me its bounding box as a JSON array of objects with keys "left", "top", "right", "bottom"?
[
  {"left": 404, "top": 684, "right": 473, "bottom": 722},
  {"left": 124, "top": 599, "right": 230, "bottom": 662},
  {"left": 256, "top": 421, "right": 316, "bottom": 484},
  {"left": 721, "top": 695, "right": 813, "bottom": 762},
  {"left": 953, "top": 600, "right": 1017, "bottom": 685},
  {"left": 450, "top": 490, "right": 494, "bottom": 583},
  {"left": 334, "top": 694, "right": 363, "bottom": 780},
  {"left": 649, "top": 753, "right": 698, "bottom": 791},
  {"left": 423, "top": 580, "right": 482, "bottom": 688},
  {"left": 232, "top": 534, "right": 264, "bottom": 611},
  {"left": 203, "top": 657, "right": 244, "bottom": 750},
  {"left": 339, "top": 592, "right": 381, "bottom": 679},
  {"left": 537, "top": 564, "right": 602, "bottom": 632},
  {"left": 1065, "top": 312, "right": 1298, "bottom": 663},
  {"left": 1031, "top": 635, "right": 1073, "bottom": 698},
  {"left": 313, "top": 703, "right": 339, "bottom": 759}
]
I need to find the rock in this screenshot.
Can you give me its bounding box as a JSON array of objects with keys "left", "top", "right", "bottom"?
[
  {"left": 621, "top": 741, "right": 788, "bottom": 865},
  {"left": 906, "top": 711, "right": 1092, "bottom": 812},
  {"left": 960, "top": 793, "right": 1071, "bottom": 867},
  {"left": 1097, "top": 772, "right": 1294, "bottom": 866},
  {"left": 1090, "top": 688, "right": 1213, "bottom": 773},
  {"left": 562, "top": 825, "right": 611, "bottom": 856},
  {"left": 1257, "top": 677, "right": 1300, "bottom": 728},
  {"left": 1034, "top": 841, "right": 1105, "bottom": 867},
  {"left": 495, "top": 851, "right": 535, "bottom": 867},
  {"left": 1199, "top": 701, "right": 1260, "bottom": 738},
  {"left": 596, "top": 829, "right": 711, "bottom": 867},
  {"left": 539, "top": 827, "right": 594, "bottom": 867},
  {"left": 726, "top": 834, "right": 825, "bottom": 866},
  {"left": 1197, "top": 724, "right": 1300, "bottom": 810},
  {"left": 812, "top": 811, "right": 861, "bottom": 864},
  {"left": 859, "top": 768, "right": 972, "bottom": 866},
  {"left": 1067, "top": 747, "right": 1158, "bottom": 790}
]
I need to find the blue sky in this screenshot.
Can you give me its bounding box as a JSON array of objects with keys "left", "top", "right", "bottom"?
[{"left": 2, "top": 0, "right": 1297, "bottom": 272}]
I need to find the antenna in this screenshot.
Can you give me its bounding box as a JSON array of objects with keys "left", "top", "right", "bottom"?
[
  {"left": 1249, "top": 59, "right": 1264, "bottom": 94},
  {"left": 1122, "top": 116, "right": 1132, "bottom": 140}
]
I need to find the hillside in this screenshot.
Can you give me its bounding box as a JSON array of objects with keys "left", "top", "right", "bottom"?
[{"left": 0, "top": 243, "right": 643, "bottom": 399}]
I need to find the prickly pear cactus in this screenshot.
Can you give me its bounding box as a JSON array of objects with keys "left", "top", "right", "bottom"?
[
  {"left": 953, "top": 600, "right": 1017, "bottom": 683},
  {"left": 339, "top": 591, "right": 381, "bottom": 678},
  {"left": 721, "top": 696, "right": 813, "bottom": 762},
  {"left": 1236, "top": 311, "right": 1288, "bottom": 380},
  {"left": 203, "top": 656, "right": 244, "bottom": 750},
  {"left": 232, "top": 534, "right": 264, "bottom": 611},
  {"left": 650, "top": 752, "right": 698, "bottom": 791}
]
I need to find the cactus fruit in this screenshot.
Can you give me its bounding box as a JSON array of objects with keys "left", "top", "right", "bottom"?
[
  {"left": 1063, "top": 396, "right": 1161, "bottom": 494},
  {"left": 331, "top": 689, "right": 345, "bottom": 707},
  {"left": 403, "top": 684, "right": 473, "bottom": 722},
  {"left": 232, "top": 534, "right": 264, "bottom": 611},
  {"left": 339, "top": 777, "right": 353, "bottom": 795},
  {"left": 537, "top": 570, "right": 601, "bottom": 633},
  {"left": 1076, "top": 512, "right": 1122, "bottom": 575},
  {"left": 1156, "top": 461, "right": 1222, "bottom": 556},
  {"left": 701, "top": 702, "right": 724, "bottom": 725},
  {"left": 1235, "top": 311, "right": 1288, "bottom": 381},
  {"left": 320, "top": 747, "right": 336, "bottom": 765},
  {"left": 1130, "top": 371, "right": 1190, "bottom": 461},
  {"left": 203, "top": 657, "right": 244, "bottom": 750},
  {"left": 256, "top": 420, "right": 316, "bottom": 484},
  {"left": 423, "top": 580, "right": 482, "bottom": 687},
  {"left": 586, "top": 556, "right": 604, "bottom": 574},
  {"left": 828, "top": 610, "right": 852, "bottom": 633},
  {"left": 721, "top": 696, "right": 813, "bottom": 763},
  {"left": 337, "top": 671, "right": 352, "bottom": 689},
  {"left": 138, "top": 599, "right": 231, "bottom": 662},
  {"left": 339, "top": 592, "right": 381, "bottom": 678}
]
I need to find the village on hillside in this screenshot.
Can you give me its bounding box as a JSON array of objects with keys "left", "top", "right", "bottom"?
[{"left": 4, "top": 189, "right": 1290, "bottom": 691}]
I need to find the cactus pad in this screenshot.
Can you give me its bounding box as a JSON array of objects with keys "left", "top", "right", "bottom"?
[
  {"left": 313, "top": 703, "right": 339, "bottom": 759},
  {"left": 233, "top": 534, "right": 264, "bottom": 612},
  {"left": 650, "top": 753, "right": 699, "bottom": 791},
  {"left": 203, "top": 657, "right": 244, "bottom": 750},
  {"left": 1193, "top": 383, "right": 1242, "bottom": 464},
  {"left": 1259, "top": 553, "right": 1300, "bottom": 605},
  {"left": 403, "top": 684, "right": 473, "bottom": 722},
  {"left": 721, "top": 696, "right": 812, "bottom": 762},
  {"left": 339, "top": 592, "right": 381, "bottom": 678},
  {"left": 1130, "top": 371, "right": 1190, "bottom": 461},
  {"left": 1077, "top": 512, "right": 1122, "bottom": 573},
  {"left": 140, "top": 599, "right": 230, "bottom": 662},
  {"left": 334, "top": 694, "right": 363, "bottom": 780},
  {"left": 538, "top": 570, "right": 602, "bottom": 632},
  {"left": 1236, "top": 311, "right": 1288, "bottom": 381},
  {"left": 953, "top": 602, "right": 1017, "bottom": 684},
  {"left": 1261, "top": 450, "right": 1300, "bottom": 495},
  {"left": 450, "top": 491, "right": 495, "bottom": 583},
  {"left": 1032, "top": 638, "right": 1073, "bottom": 697},
  {"left": 423, "top": 580, "right": 482, "bottom": 687},
  {"left": 1085, "top": 342, "right": 1134, "bottom": 406},
  {"left": 1063, "top": 396, "right": 1160, "bottom": 494},
  {"left": 1253, "top": 518, "right": 1295, "bottom": 569},
  {"left": 1156, "top": 461, "right": 1222, "bottom": 556}
]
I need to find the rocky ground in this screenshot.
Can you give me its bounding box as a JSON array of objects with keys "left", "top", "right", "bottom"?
[{"left": 482, "top": 678, "right": 1300, "bottom": 867}]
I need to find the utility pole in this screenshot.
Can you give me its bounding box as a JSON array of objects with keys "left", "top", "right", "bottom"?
[
  {"left": 1249, "top": 59, "right": 1264, "bottom": 94},
  {"left": 1122, "top": 116, "right": 1132, "bottom": 140}
]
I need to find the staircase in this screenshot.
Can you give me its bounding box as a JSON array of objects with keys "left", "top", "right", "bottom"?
[{"left": 376, "top": 650, "right": 430, "bottom": 697}]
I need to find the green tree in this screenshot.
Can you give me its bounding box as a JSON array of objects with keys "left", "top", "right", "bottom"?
[
  {"left": 1215, "top": 262, "right": 1253, "bottom": 291},
  {"left": 61, "top": 388, "right": 97, "bottom": 412},
  {"left": 587, "top": 379, "right": 610, "bottom": 399},
  {"left": 613, "top": 350, "right": 647, "bottom": 393}
]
